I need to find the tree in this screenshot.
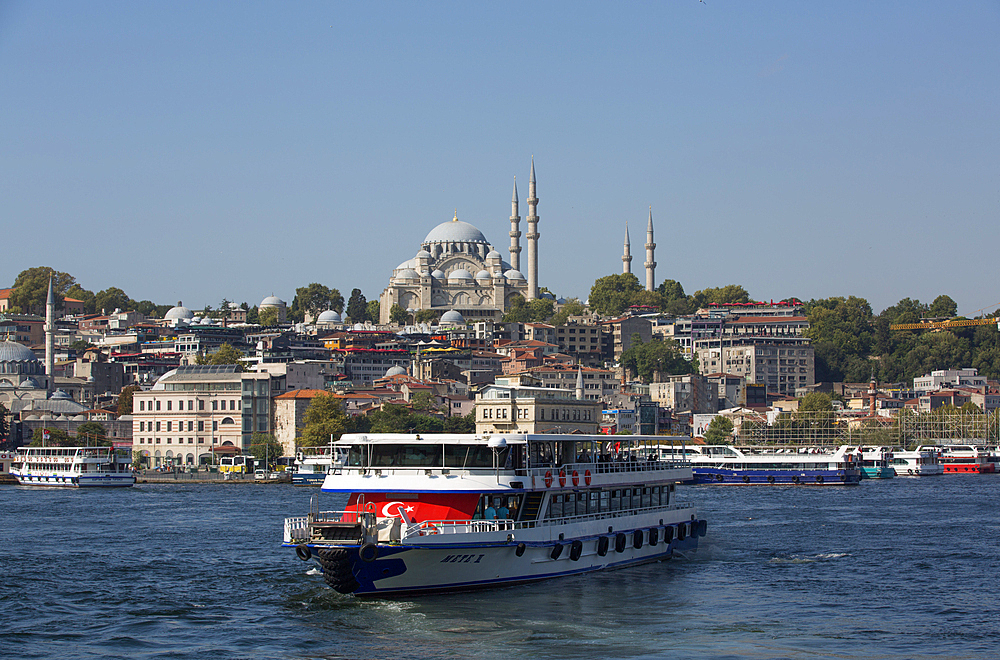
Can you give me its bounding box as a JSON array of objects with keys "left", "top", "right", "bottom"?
[
  {"left": 389, "top": 303, "right": 409, "bottom": 325},
  {"left": 928, "top": 295, "right": 958, "bottom": 319},
  {"left": 70, "top": 339, "right": 95, "bottom": 351},
  {"left": 346, "top": 289, "right": 368, "bottom": 322},
  {"left": 443, "top": 411, "right": 476, "bottom": 433},
  {"left": 691, "top": 285, "right": 751, "bottom": 309},
  {"left": 703, "top": 416, "right": 733, "bottom": 443},
  {"left": 258, "top": 306, "right": 279, "bottom": 327},
  {"left": 588, "top": 273, "right": 643, "bottom": 316},
  {"left": 94, "top": 287, "right": 132, "bottom": 314},
  {"left": 367, "top": 300, "right": 380, "bottom": 324},
  {"left": 66, "top": 284, "right": 97, "bottom": 314},
  {"left": 367, "top": 404, "right": 443, "bottom": 433},
  {"left": 620, "top": 337, "right": 693, "bottom": 382},
  {"left": 117, "top": 384, "right": 140, "bottom": 416},
  {"left": 657, "top": 279, "right": 695, "bottom": 315},
  {"left": 415, "top": 309, "right": 440, "bottom": 324},
  {"left": 30, "top": 427, "right": 72, "bottom": 447},
  {"left": 245, "top": 305, "right": 260, "bottom": 325},
  {"left": 410, "top": 391, "right": 438, "bottom": 412},
  {"left": 299, "top": 393, "right": 349, "bottom": 447},
  {"left": 195, "top": 343, "right": 245, "bottom": 369},
  {"left": 249, "top": 432, "right": 282, "bottom": 467},
  {"left": 502, "top": 294, "right": 530, "bottom": 322},
  {"left": 10, "top": 267, "right": 76, "bottom": 313},
  {"left": 550, "top": 298, "right": 586, "bottom": 326},
  {"left": 295, "top": 283, "right": 344, "bottom": 319},
  {"left": 76, "top": 421, "right": 110, "bottom": 446}
]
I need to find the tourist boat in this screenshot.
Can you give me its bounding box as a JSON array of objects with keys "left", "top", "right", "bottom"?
[
  {"left": 11, "top": 446, "right": 136, "bottom": 487},
  {"left": 888, "top": 449, "right": 944, "bottom": 476},
  {"left": 282, "top": 433, "right": 706, "bottom": 597},
  {"left": 673, "top": 444, "right": 862, "bottom": 485},
  {"left": 857, "top": 446, "right": 896, "bottom": 479},
  {"left": 292, "top": 444, "right": 349, "bottom": 486},
  {"left": 916, "top": 444, "right": 995, "bottom": 474}
]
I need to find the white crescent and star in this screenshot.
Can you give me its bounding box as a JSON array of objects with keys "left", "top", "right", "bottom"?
[{"left": 380, "top": 501, "right": 416, "bottom": 517}]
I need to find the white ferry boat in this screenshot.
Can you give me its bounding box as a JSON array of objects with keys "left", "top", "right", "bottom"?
[
  {"left": 916, "top": 444, "right": 995, "bottom": 474},
  {"left": 283, "top": 433, "right": 706, "bottom": 597},
  {"left": 888, "top": 449, "right": 944, "bottom": 476},
  {"left": 674, "top": 444, "right": 862, "bottom": 485},
  {"left": 11, "top": 446, "right": 136, "bottom": 487},
  {"left": 292, "top": 444, "right": 349, "bottom": 486}
]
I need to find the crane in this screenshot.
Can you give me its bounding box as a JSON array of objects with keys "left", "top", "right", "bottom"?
[{"left": 890, "top": 303, "right": 1000, "bottom": 331}]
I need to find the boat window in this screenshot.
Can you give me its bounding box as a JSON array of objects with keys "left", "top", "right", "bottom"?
[
  {"left": 589, "top": 490, "right": 600, "bottom": 514},
  {"left": 621, "top": 488, "right": 632, "bottom": 509},
  {"left": 548, "top": 494, "right": 564, "bottom": 519},
  {"left": 444, "top": 444, "right": 503, "bottom": 469},
  {"left": 610, "top": 489, "right": 621, "bottom": 511},
  {"left": 600, "top": 490, "right": 609, "bottom": 512},
  {"left": 530, "top": 441, "right": 554, "bottom": 467}
]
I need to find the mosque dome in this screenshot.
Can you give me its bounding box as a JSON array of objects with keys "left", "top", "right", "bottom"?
[
  {"left": 504, "top": 269, "right": 526, "bottom": 281},
  {"left": 39, "top": 413, "right": 54, "bottom": 421},
  {"left": 415, "top": 249, "right": 432, "bottom": 260},
  {"left": 423, "top": 218, "right": 489, "bottom": 245},
  {"left": 431, "top": 269, "right": 446, "bottom": 279},
  {"left": 19, "top": 376, "right": 41, "bottom": 389},
  {"left": 317, "top": 310, "right": 342, "bottom": 323},
  {"left": 52, "top": 389, "right": 71, "bottom": 400},
  {"left": 385, "top": 365, "right": 407, "bottom": 377},
  {"left": 486, "top": 249, "right": 502, "bottom": 260},
  {"left": 0, "top": 341, "right": 38, "bottom": 363},
  {"left": 396, "top": 258, "right": 416, "bottom": 271},
  {"left": 165, "top": 302, "right": 194, "bottom": 321},
  {"left": 449, "top": 269, "right": 474, "bottom": 281},
  {"left": 72, "top": 414, "right": 87, "bottom": 421},
  {"left": 475, "top": 270, "right": 491, "bottom": 281},
  {"left": 396, "top": 269, "right": 420, "bottom": 280},
  {"left": 261, "top": 296, "right": 285, "bottom": 307},
  {"left": 440, "top": 310, "right": 466, "bottom": 326}
]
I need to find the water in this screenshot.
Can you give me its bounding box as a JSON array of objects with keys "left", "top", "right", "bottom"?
[{"left": 2, "top": 478, "right": 998, "bottom": 659}]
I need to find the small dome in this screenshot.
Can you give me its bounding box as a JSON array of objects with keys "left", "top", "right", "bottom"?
[
  {"left": 440, "top": 310, "right": 466, "bottom": 325},
  {"left": 261, "top": 296, "right": 285, "bottom": 307},
  {"left": 396, "top": 269, "right": 420, "bottom": 280},
  {"left": 39, "top": 413, "right": 54, "bottom": 421},
  {"left": 317, "top": 310, "right": 342, "bottom": 323},
  {"left": 190, "top": 316, "right": 202, "bottom": 324},
  {"left": 72, "top": 414, "right": 87, "bottom": 421},
  {"left": 504, "top": 269, "right": 526, "bottom": 280},
  {"left": 415, "top": 249, "right": 432, "bottom": 260},
  {"left": 449, "top": 269, "right": 474, "bottom": 280},
  {"left": 0, "top": 341, "right": 38, "bottom": 363},
  {"left": 19, "top": 376, "right": 41, "bottom": 389},
  {"left": 51, "top": 389, "right": 72, "bottom": 400},
  {"left": 542, "top": 292, "right": 555, "bottom": 300},
  {"left": 423, "top": 218, "right": 489, "bottom": 245},
  {"left": 165, "top": 302, "right": 194, "bottom": 320},
  {"left": 486, "top": 249, "right": 502, "bottom": 260},
  {"left": 396, "top": 258, "right": 416, "bottom": 271},
  {"left": 475, "top": 270, "right": 491, "bottom": 280},
  {"left": 385, "top": 365, "right": 407, "bottom": 377},
  {"left": 431, "top": 269, "right": 446, "bottom": 279}
]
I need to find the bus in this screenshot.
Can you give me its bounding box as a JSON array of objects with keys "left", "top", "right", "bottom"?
[{"left": 220, "top": 455, "right": 254, "bottom": 474}]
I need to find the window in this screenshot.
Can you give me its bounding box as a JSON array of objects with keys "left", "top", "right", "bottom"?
[
  {"left": 155, "top": 421, "right": 160, "bottom": 432},
  {"left": 166, "top": 421, "right": 172, "bottom": 432},
  {"left": 198, "top": 400, "right": 205, "bottom": 411},
  {"left": 155, "top": 401, "right": 160, "bottom": 411},
  {"left": 212, "top": 421, "right": 218, "bottom": 431},
  {"left": 212, "top": 401, "right": 218, "bottom": 411},
  {"left": 188, "top": 400, "right": 194, "bottom": 411},
  {"left": 198, "top": 421, "right": 204, "bottom": 432},
  {"left": 139, "top": 400, "right": 145, "bottom": 412},
  {"left": 187, "top": 421, "right": 193, "bottom": 432},
  {"left": 139, "top": 421, "right": 145, "bottom": 432}
]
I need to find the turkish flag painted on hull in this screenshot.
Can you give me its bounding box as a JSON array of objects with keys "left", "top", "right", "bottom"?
[{"left": 346, "top": 492, "right": 480, "bottom": 523}]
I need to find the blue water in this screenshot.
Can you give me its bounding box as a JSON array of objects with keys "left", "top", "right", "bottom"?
[{"left": 1, "top": 477, "right": 998, "bottom": 659}]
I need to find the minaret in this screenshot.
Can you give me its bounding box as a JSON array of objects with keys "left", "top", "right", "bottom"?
[
  {"left": 45, "top": 275, "right": 55, "bottom": 395},
  {"left": 575, "top": 364, "right": 585, "bottom": 401},
  {"left": 526, "top": 157, "right": 540, "bottom": 300},
  {"left": 622, "top": 222, "right": 632, "bottom": 275},
  {"left": 509, "top": 177, "right": 521, "bottom": 271},
  {"left": 644, "top": 207, "right": 656, "bottom": 292}
]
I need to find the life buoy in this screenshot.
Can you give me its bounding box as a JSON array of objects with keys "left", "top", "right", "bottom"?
[
  {"left": 544, "top": 470, "right": 553, "bottom": 488},
  {"left": 633, "top": 530, "right": 644, "bottom": 549},
  {"left": 295, "top": 544, "right": 312, "bottom": 561},
  {"left": 558, "top": 470, "right": 567, "bottom": 487},
  {"left": 551, "top": 543, "right": 564, "bottom": 560},
  {"left": 584, "top": 469, "right": 592, "bottom": 486},
  {"left": 572, "top": 470, "right": 579, "bottom": 487},
  {"left": 597, "top": 536, "right": 610, "bottom": 556},
  {"left": 570, "top": 540, "right": 583, "bottom": 561},
  {"left": 615, "top": 532, "right": 627, "bottom": 553},
  {"left": 649, "top": 527, "right": 659, "bottom": 545},
  {"left": 767, "top": 476, "right": 775, "bottom": 484},
  {"left": 419, "top": 522, "right": 440, "bottom": 535},
  {"left": 359, "top": 543, "right": 378, "bottom": 562},
  {"left": 515, "top": 543, "right": 526, "bottom": 557}
]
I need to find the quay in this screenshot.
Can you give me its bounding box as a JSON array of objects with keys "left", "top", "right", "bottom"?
[{"left": 135, "top": 469, "right": 291, "bottom": 485}]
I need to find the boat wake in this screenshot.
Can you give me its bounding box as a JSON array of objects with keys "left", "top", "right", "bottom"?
[{"left": 769, "top": 552, "right": 849, "bottom": 564}]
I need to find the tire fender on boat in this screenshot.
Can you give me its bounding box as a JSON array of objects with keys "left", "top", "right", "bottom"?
[
  {"left": 295, "top": 544, "right": 312, "bottom": 561},
  {"left": 767, "top": 476, "right": 775, "bottom": 484},
  {"left": 515, "top": 542, "right": 527, "bottom": 557},
  {"left": 551, "top": 543, "right": 564, "bottom": 560},
  {"left": 359, "top": 543, "right": 378, "bottom": 562},
  {"left": 615, "top": 532, "right": 627, "bottom": 553},
  {"left": 816, "top": 475, "right": 824, "bottom": 484},
  {"left": 677, "top": 523, "right": 686, "bottom": 541},
  {"left": 648, "top": 527, "right": 659, "bottom": 545},
  {"left": 633, "top": 530, "right": 643, "bottom": 549},
  {"left": 597, "top": 535, "right": 610, "bottom": 556},
  {"left": 570, "top": 540, "right": 583, "bottom": 561}
]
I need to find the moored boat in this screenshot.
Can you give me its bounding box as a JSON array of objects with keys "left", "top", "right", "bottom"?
[
  {"left": 292, "top": 444, "right": 349, "bottom": 485},
  {"left": 282, "top": 433, "right": 706, "bottom": 597},
  {"left": 11, "top": 446, "right": 135, "bottom": 487},
  {"left": 858, "top": 446, "right": 896, "bottom": 479},
  {"left": 888, "top": 449, "right": 944, "bottom": 476},
  {"left": 917, "top": 444, "right": 995, "bottom": 474},
  {"left": 676, "top": 444, "right": 862, "bottom": 485}
]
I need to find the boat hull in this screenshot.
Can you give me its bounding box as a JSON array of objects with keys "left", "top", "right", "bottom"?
[
  {"left": 691, "top": 467, "right": 860, "bottom": 485},
  {"left": 287, "top": 519, "right": 705, "bottom": 597},
  {"left": 292, "top": 472, "right": 327, "bottom": 486},
  {"left": 13, "top": 472, "right": 136, "bottom": 487}
]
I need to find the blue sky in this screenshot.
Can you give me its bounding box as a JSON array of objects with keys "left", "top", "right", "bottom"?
[{"left": 2, "top": 1, "right": 997, "bottom": 316}]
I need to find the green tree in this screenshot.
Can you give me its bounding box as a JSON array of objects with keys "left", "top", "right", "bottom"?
[
  {"left": 657, "top": 279, "right": 695, "bottom": 315},
  {"left": 258, "top": 306, "right": 279, "bottom": 327},
  {"left": 245, "top": 305, "right": 259, "bottom": 324},
  {"left": 66, "top": 284, "right": 97, "bottom": 314},
  {"left": 295, "top": 283, "right": 344, "bottom": 318},
  {"left": 389, "top": 303, "right": 409, "bottom": 325},
  {"left": 117, "top": 385, "right": 140, "bottom": 416},
  {"left": 75, "top": 421, "right": 109, "bottom": 445},
  {"left": 367, "top": 300, "right": 380, "bottom": 324},
  {"left": 70, "top": 339, "right": 95, "bottom": 351},
  {"left": 94, "top": 287, "right": 132, "bottom": 314},
  {"left": 502, "top": 294, "right": 530, "bottom": 322},
  {"left": 133, "top": 300, "right": 158, "bottom": 317},
  {"left": 249, "top": 432, "right": 283, "bottom": 467},
  {"left": 299, "top": 393, "right": 348, "bottom": 447},
  {"left": 410, "top": 391, "right": 438, "bottom": 411},
  {"left": 443, "top": 411, "right": 476, "bottom": 433},
  {"left": 690, "top": 285, "right": 751, "bottom": 309},
  {"left": 366, "top": 404, "right": 444, "bottom": 433},
  {"left": 621, "top": 336, "right": 693, "bottom": 382},
  {"left": 588, "top": 273, "right": 644, "bottom": 316},
  {"left": 195, "top": 343, "right": 245, "bottom": 369},
  {"left": 415, "top": 309, "right": 440, "bottom": 324},
  {"left": 550, "top": 298, "right": 586, "bottom": 326},
  {"left": 703, "top": 416, "right": 734, "bottom": 443},
  {"left": 928, "top": 295, "right": 958, "bottom": 319},
  {"left": 10, "top": 267, "right": 76, "bottom": 313},
  {"left": 30, "top": 427, "right": 72, "bottom": 447},
  {"left": 346, "top": 288, "right": 367, "bottom": 322}
]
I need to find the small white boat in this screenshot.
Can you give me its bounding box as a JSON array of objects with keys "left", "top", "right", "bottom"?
[
  {"left": 283, "top": 433, "right": 705, "bottom": 597},
  {"left": 11, "top": 446, "right": 135, "bottom": 488},
  {"left": 888, "top": 449, "right": 944, "bottom": 476},
  {"left": 673, "top": 444, "right": 862, "bottom": 485},
  {"left": 292, "top": 444, "right": 349, "bottom": 485}
]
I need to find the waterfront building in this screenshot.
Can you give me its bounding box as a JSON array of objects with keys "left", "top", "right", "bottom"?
[{"left": 474, "top": 374, "right": 600, "bottom": 435}]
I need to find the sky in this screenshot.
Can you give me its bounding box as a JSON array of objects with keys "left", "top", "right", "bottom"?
[{"left": 1, "top": 1, "right": 998, "bottom": 317}]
